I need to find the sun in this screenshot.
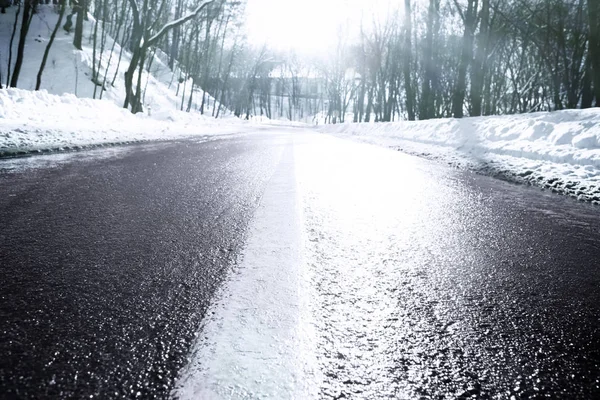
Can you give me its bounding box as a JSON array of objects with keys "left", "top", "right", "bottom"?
[
  {"left": 245, "top": 0, "right": 343, "bottom": 54},
  {"left": 245, "top": 0, "right": 404, "bottom": 55}
]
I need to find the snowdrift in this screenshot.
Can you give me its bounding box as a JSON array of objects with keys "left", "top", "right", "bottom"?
[
  {"left": 0, "top": 5, "right": 252, "bottom": 154},
  {"left": 319, "top": 110, "right": 600, "bottom": 203},
  {"left": 0, "top": 88, "right": 244, "bottom": 154}
]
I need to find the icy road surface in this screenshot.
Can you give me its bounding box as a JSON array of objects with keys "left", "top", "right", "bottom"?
[
  {"left": 175, "top": 133, "right": 600, "bottom": 399},
  {"left": 1, "top": 131, "right": 600, "bottom": 399}
]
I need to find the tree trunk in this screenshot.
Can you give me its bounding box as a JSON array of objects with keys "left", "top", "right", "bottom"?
[
  {"left": 73, "top": 0, "right": 85, "bottom": 50},
  {"left": 212, "top": 14, "right": 230, "bottom": 116},
  {"left": 187, "top": 31, "right": 201, "bottom": 113},
  {"left": 470, "top": 0, "right": 489, "bottom": 116},
  {"left": 403, "top": 0, "right": 415, "bottom": 120},
  {"left": 91, "top": 7, "right": 99, "bottom": 97},
  {"left": 169, "top": 0, "right": 184, "bottom": 70},
  {"left": 216, "top": 43, "right": 236, "bottom": 118},
  {"left": 123, "top": 0, "right": 142, "bottom": 111},
  {"left": 200, "top": 16, "right": 214, "bottom": 114},
  {"left": 36, "top": 0, "right": 67, "bottom": 90},
  {"left": 112, "top": 14, "right": 131, "bottom": 87},
  {"left": 452, "top": 0, "right": 478, "bottom": 118},
  {"left": 132, "top": 44, "right": 147, "bottom": 113},
  {"left": 6, "top": 3, "right": 22, "bottom": 87},
  {"left": 10, "top": 1, "right": 33, "bottom": 88},
  {"left": 589, "top": 0, "right": 600, "bottom": 105},
  {"left": 582, "top": 54, "right": 594, "bottom": 108},
  {"left": 101, "top": 0, "right": 128, "bottom": 98},
  {"left": 365, "top": 88, "right": 373, "bottom": 122},
  {"left": 420, "top": 0, "right": 438, "bottom": 120}
]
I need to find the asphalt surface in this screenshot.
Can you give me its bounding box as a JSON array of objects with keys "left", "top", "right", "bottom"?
[
  {"left": 0, "top": 134, "right": 289, "bottom": 398},
  {"left": 1, "top": 131, "right": 600, "bottom": 399},
  {"left": 294, "top": 134, "right": 600, "bottom": 399}
]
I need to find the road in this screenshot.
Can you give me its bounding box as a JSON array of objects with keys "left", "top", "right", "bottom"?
[{"left": 1, "top": 130, "right": 600, "bottom": 399}]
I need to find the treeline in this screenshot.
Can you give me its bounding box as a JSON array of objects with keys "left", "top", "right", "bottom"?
[
  {"left": 233, "top": 0, "right": 600, "bottom": 123},
  {"left": 2, "top": 0, "right": 599, "bottom": 121},
  {"left": 242, "top": 0, "right": 600, "bottom": 123},
  {"left": 312, "top": 0, "right": 600, "bottom": 123},
  {"left": 2, "top": 0, "right": 258, "bottom": 116}
]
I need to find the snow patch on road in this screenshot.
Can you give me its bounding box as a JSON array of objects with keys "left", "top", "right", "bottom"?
[
  {"left": 172, "top": 139, "right": 320, "bottom": 399},
  {"left": 318, "top": 110, "right": 600, "bottom": 203}
]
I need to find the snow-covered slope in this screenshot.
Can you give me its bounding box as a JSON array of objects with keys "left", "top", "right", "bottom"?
[
  {"left": 0, "top": 4, "right": 223, "bottom": 115},
  {"left": 319, "top": 110, "right": 600, "bottom": 203},
  {"left": 0, "top": 88, "right": 251, "bottom": 155},
  {"left": 0, "top": 5, "right": 256, "bottom": 154}
]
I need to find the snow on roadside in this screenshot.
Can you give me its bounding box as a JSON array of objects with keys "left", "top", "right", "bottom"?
[
  {"left": 0, "top": 88, "right": 252, "bottom": 155},
  {"left": 318, "top": 110, "right": 600, "bottom": 203},
  {"left": 0, "top": 5, "right": 256, "bottom": 156}
]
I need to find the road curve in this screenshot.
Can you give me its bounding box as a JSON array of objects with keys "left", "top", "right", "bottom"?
[
  {"left": 1, "top": 130, "right": 600, "bottom": 399},
  {"left": 293, "top": 134, "right": 600, "bottom": 399}
]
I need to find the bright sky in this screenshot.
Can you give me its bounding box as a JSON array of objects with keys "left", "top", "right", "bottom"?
[{"left": 245, "top": 0, "right": 404, "bottom": 54}]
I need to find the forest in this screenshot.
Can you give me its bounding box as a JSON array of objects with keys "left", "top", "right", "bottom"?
[{"left": 2, "top": 0, "right": 600, "bottom": 123}]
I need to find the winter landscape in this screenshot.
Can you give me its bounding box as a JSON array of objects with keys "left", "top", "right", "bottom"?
[{"left": 1, "top": 0, "right": 600, "bottom": 399}]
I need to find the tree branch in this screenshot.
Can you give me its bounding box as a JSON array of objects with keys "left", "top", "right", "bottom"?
[
  {"left": 452, "top": 0, "right": 466, "bottom": 23},
  {"left": 146, "top": 0, "right": 217, "bottom": 48}
]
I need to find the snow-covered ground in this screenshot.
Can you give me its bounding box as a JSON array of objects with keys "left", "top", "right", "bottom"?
[
  {"left": 0, "top": 5, "right": 256, "bottom": 155},
  {"left": 3, "top": 84, "right": 600, "bottom": 206},
  {"left": 0, "top": 87, "right": 253, "bottom": 155},
  {"left": 318, "top": 110, "right": 600, "bottom": 204},
  {"left": 0, "top": 5, "right": 224, "bottom": 115}
]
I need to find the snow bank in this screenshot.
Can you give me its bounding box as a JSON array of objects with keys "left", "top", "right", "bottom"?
[
  {"left": 319, "top": 110, "right": 600, "bottom": 203},
  {"left": 0, "top": 6, "right": 282, "bottom": 155},
  {"left": 0, "top": 88, "right": 247, "bottom": 155}
]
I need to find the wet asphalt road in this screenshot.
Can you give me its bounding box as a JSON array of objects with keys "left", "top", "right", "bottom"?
[
  {"left": 1, "top": 130, "right": 600, "bottom": 399},
  {"left": 0, "top": 134, "right": 288, "bottom": 398},
  {"left": 295, "top": 135, "right": 600, "bottom": 399}
]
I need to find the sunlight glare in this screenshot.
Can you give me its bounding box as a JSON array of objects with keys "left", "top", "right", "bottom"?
[{"left": 245, "top": 0, "right": 404, "bottom": 54}]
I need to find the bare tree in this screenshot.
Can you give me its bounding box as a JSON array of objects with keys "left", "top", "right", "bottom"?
[
  {"left": 123, "top": 0, "right": 220, "bottom": 113},
  {"left": 6, "top": 2, "right": 22, "bottom": 87},
  {"left": 452, "top": 0, "right": 479, "bottom": 118},
  {"left": 420, "top": 0, "right": 439, "bottom": 120},
  {"left": 36, "top": 0, "right": 68, "bottom": 90},
  {"left": 73, "top": 0, "right": 86, "bottom": 50},
  {"left": 10, "top": 0, "right": 34, "bottom": 88},
  {"left": 589, "top": 0, "right": 600, "bottom": 105},
  {"left": 403, "top": 0, "right": 415, "bottom": 120}
]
